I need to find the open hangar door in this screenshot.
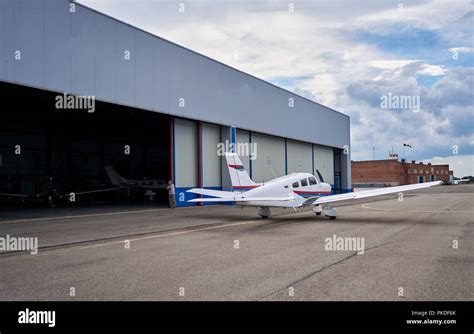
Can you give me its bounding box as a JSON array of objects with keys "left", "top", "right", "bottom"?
[
  {"left": 0, "top": 82, "right": 171, "bottom": 208},
  {"left": 250, "top": 132, "right": 285, "bottom": 183},
  {"left": 313, "top": 145, "right": 334, "bottom": 187},
  {"left": 287, "top": 139, "right": 313, "bottom": 174}
]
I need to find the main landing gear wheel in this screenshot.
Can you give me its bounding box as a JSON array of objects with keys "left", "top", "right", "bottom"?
[
  {"left": 258, "top": 207, "right": 271, "bottom": 219},
  {"left": 329, "top": 216, "right": 336, "bottom": 220},
  {"left": 315, "top": 212, "right": 322, "bottom": 216}
]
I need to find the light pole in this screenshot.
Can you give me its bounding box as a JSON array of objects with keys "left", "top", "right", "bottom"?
[{"left": 403, "top": 143, "right": 412, "bottom": 160}]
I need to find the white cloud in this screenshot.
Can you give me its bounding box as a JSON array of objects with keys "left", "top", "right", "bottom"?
[
  {"left": 417, "top": 64, "right": 446, "bottom": 76},
  {"left": 368, "top": 60, "right": 419, "bottom": 70}
]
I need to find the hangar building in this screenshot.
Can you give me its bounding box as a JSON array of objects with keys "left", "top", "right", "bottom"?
[{"left": 0, "top": 0, "right": 351, "bottom": 207}]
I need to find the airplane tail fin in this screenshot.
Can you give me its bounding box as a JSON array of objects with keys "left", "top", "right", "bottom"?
[
  {"left": 104, "top": 166, "right": 127, "bottom": 186},
  {"left": 225, "top": 152, "right": 258, "bottom": 191}
]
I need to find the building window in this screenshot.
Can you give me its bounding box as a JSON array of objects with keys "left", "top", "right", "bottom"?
[
  {"left": 300, "top": 178, "right": 308, "bottom": 187},
  {"left": 292, "top": 181, "right": 299, "bottom": 188}
]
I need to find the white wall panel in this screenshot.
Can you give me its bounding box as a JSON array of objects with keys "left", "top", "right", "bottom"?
[
  {"left": 115, "top": 22, "right": 135, "bottom": 106},
  {"left": 202, "top": 123, "right": 221, "bottom": 187},
  {"left": 93, "top": 12, "right": 117, "bottom": 102},
  {"left": 0, "top": 0, "right": 14, "bottom": 82},
  {"left": 251, "top": 133, "right": 285, "bottom": 183},
  {"left": 45, "top": 0, "right": 73, "bottom": 93},
  {"left": 14, "top": 0, "right": 45, "bottom": 88},
  {"left": 174, "top": 118, "right": 197, "bottom": 188},
  {"left": 314, "top": 145, "right": 334, "bottom": 185},
  {"left": 135, "top": 31, "right": 154, "bottom": 110},
  {"left": 287, "top": 139, "right": 312, "bottom": 174},
  {"left": 70, "top": 4, "right": 96, "bottom": 97}
]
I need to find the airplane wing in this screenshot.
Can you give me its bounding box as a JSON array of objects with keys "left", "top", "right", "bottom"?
[
  {"left": 313, "top": 181, "right": 442, "bottom": 205},
  {"left": 73, "top": 187, "right": 119, "bottom": 196},
  {"left": 457, "top": 179, "right": 470, "bottom": 183},
  {"left": 301, "top": 196, "right": 320, "bottom": 206},
  {"left": 132, "top": 185, "right": 167, "bottom": 190},
  {"left": 0, "top": 192, "right": 29, "bottom": 198}
]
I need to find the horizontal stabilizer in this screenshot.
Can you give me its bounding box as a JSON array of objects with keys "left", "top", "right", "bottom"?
[
  {"left": 186, "top": 188, "right": 235, "bottom": 198},
  {"left": 188, "top": 198, "right": 236, "bottom": 203},
  {"left": 188, "top": 196, "right": 296, "bottom": 203}
]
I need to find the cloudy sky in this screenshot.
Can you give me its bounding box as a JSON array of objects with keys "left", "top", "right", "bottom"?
[{"left": 81, "top": 0, "right": 473, "bottom": 177}]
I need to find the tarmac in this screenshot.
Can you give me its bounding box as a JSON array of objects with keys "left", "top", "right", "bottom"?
[{"left": 0, "top": 184, "right": 472, "bottom": 301}]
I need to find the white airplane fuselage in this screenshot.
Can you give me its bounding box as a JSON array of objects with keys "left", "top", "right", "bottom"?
[{"left": 234, "top": 172, "right": 332, "bottom": 208}]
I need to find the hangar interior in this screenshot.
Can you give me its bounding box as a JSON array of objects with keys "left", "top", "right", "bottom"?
[{"left": 0, "top": 81, "right": 171, "bottom": 206}]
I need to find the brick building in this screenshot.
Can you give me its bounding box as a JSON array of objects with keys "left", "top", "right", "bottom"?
[{"left": 352, "top": 159, "right": 453, "bottom": 187}]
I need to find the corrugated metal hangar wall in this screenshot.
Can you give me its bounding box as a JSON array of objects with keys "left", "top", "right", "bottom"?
[{"left": 0, "top": 0, "right": 352, "bottom": 207}]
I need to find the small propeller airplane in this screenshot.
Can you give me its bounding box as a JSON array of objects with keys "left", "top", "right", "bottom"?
[
  {"left": 447, "top": 178, "right": 470, "bottom": 185},
  {"left": 187, "top": 152, "right": 442, "bottom": 219},
  {"left": 104, "top": 166, "right": 167, "bottom": 200}
]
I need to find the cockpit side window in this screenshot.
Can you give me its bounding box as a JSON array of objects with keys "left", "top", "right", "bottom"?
[
  {"left": 309, "top": 176, "right": 317, "bottom": 185},
  {"left": 292, "top": 181, "right": 299, "bottom": 188},
  {"left": 300, "top": 178, "right": 308, "bottom": 187}
]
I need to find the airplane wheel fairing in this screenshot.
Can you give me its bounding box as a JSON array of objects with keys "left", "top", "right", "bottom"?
[
  {"left": 322, "top": 206, "right": 336, "bottom": 219},
  {"left": 258, "top": 207, "right": 271, "bottom": 219}
]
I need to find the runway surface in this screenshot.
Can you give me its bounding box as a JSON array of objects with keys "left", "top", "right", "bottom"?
[{"left": 0, "top": 185, "right": 472, "bottom": 301}]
